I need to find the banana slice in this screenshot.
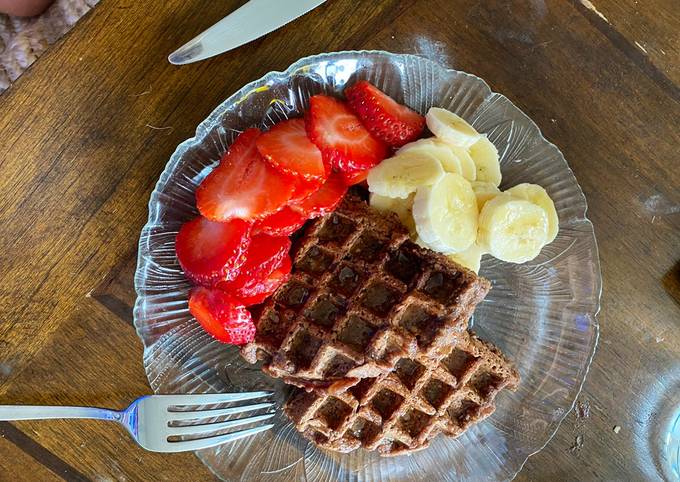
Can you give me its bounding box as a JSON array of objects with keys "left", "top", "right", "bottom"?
[
  {"left": 450, "top": 146, "right": 478, "bottom": 182},
  {"left": 370, "top": 192, "right": 416, "bottom": 235},
  {"left": 471, "top": 181, "right": 501, "bottom": 211},
  {"left": 469, "top": 136, "right": 502, "bottom": 186},
  {"left": 398, "top": 138, "right": 463, "bottom": 175},
  {"left": 448, "top": 244, "right": 485, "bottom": 274},
  {"left": 413, "top": 173, "right": 478, "bottom": 254},
  {"left": 505, "top": 183, "right": 559, "bottom": 243},
  {"left": 367, "top": 151, "right": 444, "bottom": 199},
  {"left": 478, "top": 194, "right": 548, "bottom": 263},
  {"left": 426, "top": 107, "right": 481, "bottom": 148}
]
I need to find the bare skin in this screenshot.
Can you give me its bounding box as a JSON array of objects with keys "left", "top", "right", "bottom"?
[{"left": 0, "top": 0, "right": 54, "bottom": 16}]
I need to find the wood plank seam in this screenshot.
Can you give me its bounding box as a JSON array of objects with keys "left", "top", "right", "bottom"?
[
  {"left": 568, "top": 0, "right": 680, "bottom": 103},
  {"left": 0, "top": 421, "right": 90, "bottom": 482},
  {"left": 89, "top": 250, "right": 138, "bottom": 325},
  {"left": 90, "top": 293, "right": 133, "bottom": 325}
]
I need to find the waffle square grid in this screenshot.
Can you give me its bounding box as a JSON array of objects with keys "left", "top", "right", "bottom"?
[
  {"left": 240, "top": 195, "right": 518, "bottom": 456},
  {"left": 286, "top": 330, "right": 519, "bottom": 456},
  {"left": 241, "top": 195, "right": 491, "bottom": 390}
]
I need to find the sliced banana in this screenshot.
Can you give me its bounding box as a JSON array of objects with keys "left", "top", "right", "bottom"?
[
  {"left": 367, "top": 151, "right": 444, "bottom": 199},
  {"left": 448, "top": 244, "right": 485, "bottom": 274},
  {"left": 412, "top": 173, "right": 478, "bottom": 254},
  {"left": 478, "top": 194, "right": 548, "bottom": 263},
  {"left": 471, "top": 181, "right": 501, "bottom": 211},
  {"left": 370, "top": 192, "right": 417, "bottom": 235},
  {"left": 426, "top": 107, "right": 481, "bottom": 148},
  {"left": 450, "top": 146, "right": 478, "bottom": 182},
  {"left": 505, "top": 183, "right": 559, "bottom": 243},
  {"left": 398, "top": 138, "right": 463, "bottom": 175},
  {"left": 469, "top": 136, "right": 502, "bottom": 186}
]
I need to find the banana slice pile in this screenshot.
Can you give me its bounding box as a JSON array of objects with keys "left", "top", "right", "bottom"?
[{"left": 368, "top": 107, "right": 559, "bottom": 273}]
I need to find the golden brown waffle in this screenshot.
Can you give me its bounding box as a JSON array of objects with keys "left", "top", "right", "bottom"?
[
  {"left": 285, "top": 329, "right": 520, "bottom": 456},
  {"left": 241, "top": 194, "right": 491, "bottom": 391}
]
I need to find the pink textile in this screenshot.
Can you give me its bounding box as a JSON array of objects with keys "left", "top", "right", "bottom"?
[{"left": 0, "top": 0, "right": 98, "bottom": 93}]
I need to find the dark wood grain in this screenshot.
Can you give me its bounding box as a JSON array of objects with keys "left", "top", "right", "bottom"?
[
  {"left": 0, "top": 0, "right": 678, "bottom": 480},
  {"left": 0, "top": 425, "right": 69, "bottom": 481},
  {"left": 569, "top": 0, "right": 680, "bottom": 102},
  {"left": 577, "top": 0, "right": 679, "bottom": 85}
]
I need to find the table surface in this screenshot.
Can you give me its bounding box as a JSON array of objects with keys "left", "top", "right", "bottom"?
[{"left": 0, "top": 0, "right": 678, "bottom": 480}]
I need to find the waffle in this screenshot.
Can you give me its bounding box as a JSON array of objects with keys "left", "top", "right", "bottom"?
[
  {"left": 241, "top": 194, "right": 491, "bottom": 392},
  {"left": 285, "top": 329, "right": 520, "bottom": 456}
]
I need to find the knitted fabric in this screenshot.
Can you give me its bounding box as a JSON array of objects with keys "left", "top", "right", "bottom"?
[{"left": 0, "top": 0, "right": 98, "bottom": 93}]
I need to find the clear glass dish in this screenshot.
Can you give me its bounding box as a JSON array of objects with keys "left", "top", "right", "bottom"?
[{"left": 133, "top": 51, "right": 601, "bottom": 481}]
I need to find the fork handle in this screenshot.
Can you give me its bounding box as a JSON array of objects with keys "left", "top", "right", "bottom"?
[{"left": 0, "top": 405, "right": 121, "bottom": 422}]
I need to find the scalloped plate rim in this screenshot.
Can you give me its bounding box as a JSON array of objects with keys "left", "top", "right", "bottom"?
[{"left": 132, "top": 50, "right": 602, "bottom": 481}]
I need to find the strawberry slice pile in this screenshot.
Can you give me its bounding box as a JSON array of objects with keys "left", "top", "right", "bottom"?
[
  {"left": 232, "top": 257, "right": 292, "bottom": 307},
  {"left": 189, "top": 287, "right": 255, "bottom": 345},
  {"left": 344, "top": 80, "right": 425, "bottom": 148},
  {"left": 176, "top": 81, "right": 422, "bottom": 345},
  {"left": 217, "top": 234, "right": 291, "bottom": 297},
  {"left": 290, "top": 174, "right": 348, "bottom": 218},
  {"left": 306, "top": 94, "right": 388, "bottom": 173},
  {"left": 254, "top": 206, "right": 307, "bottom": 236},
  {"left": 196, "top": 129, "right": 294, "bottom": 222},
  {"left": 175, "top": 217, "right": 251, "bottom": 285},
  {"left": 256, "top": 118, "right": 327, "bottom": 181}
]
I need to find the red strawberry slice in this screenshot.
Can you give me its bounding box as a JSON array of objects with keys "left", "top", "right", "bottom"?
[
  {"left": 256, "top": 118, "right": 327, "bottom": 181},
  {"left": 344, "top": 80, "right": 425, "bottom": 148},
  {"left": 196, "top": 128, "right": 295, "bottom": 222},
  {"left": 290, "top": 176, "right": 323, "bottom": 203},
  {"left": 175, "top": 216, "right": 251, "bottom": 285},
  {"left": 218, "top": 233, "right": 291, "bottom": 293},
  {"left": 290, "top": 174, "right": 348, "bottom": 218},
  {"left": 253, "top": 206, "right": 307, "bottom": 236},
  {"left": 219, "top": 127, "right": 260, "bottom": 166},
  {"left": 236, "top": 256, "right": 292, "bottom": 306},
  {"left": 305, "top": 95, "right": 388, "bottom": 172},
  {"left": 189, "top": 286, "right": 255, "bottom": 345},
  {"left": 340, "top": 166, "right": 370, "bottom": 186}
]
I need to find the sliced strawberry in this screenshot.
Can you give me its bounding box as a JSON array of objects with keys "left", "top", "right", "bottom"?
[
  {"left": 218, "top": 233, "right": 291, "bottom": 293},
  {"left": 189, "top": 286, "right": 255, "bottom": 345},
  {"left": 305, "top": 95, "right": 388, "bottom": 173},
  {"left": 344, "top": 80, "right": 425, "bottom": 148},
  {"left": 340, "top": 166, "right": 370, "bottom": 186},
  {"left": 219, "top": 128, "right": 260, "bottom": 166},
  {"left": 290, "top": 176, "right": 323, "bottom": 203},
  {"left": 236, "top": 256, "right": 292, "bottom": 306},
  {"left": 256, "top": 118, "right": 326, "bottom": 181},
  {"left": 290, "top": 174, "right": 348, "bottom": 218},
  {"left": 253, "top": 206, "right": 307, "bottom": 236},
  {"left": 175, "top": 216, "right": 251, "bottom": 285},
  {"left": 196, "top": 128, "right": 295, "bottom": 222}
]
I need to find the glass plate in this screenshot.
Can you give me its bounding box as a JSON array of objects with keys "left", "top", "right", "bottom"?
[{"left": 133, "top": 51, "right": 601, "bottom": 481}]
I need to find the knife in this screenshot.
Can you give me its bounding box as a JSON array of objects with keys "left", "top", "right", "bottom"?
[{"left": 168, "top": 0, "right": 326, "bottom": 65}]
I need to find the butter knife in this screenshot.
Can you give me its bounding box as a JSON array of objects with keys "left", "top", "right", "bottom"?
[{"left": 169, "top": 0, "right": 326, "bottom": 65}]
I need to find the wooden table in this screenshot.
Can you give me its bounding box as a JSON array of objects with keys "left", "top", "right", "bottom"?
[{"left": 0, "top": 0, "right": 678, "bottom": 480}]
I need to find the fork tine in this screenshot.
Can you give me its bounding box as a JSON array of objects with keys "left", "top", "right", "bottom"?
[
  {"left": 167, "top": 413, "right": 275, "bottom": 437},
  {"left": 160, "top": 392, "right": 272, "bottom": 408},
  {"left": 167, "top": 424, "right": 274, "bottom": 452},
  {"left": 167, "top": 402, "right": 274, "bottom": 421}
]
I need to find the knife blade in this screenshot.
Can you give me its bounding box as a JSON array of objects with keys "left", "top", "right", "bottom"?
[{"left": 168, "top": 0, "right": 326, "bottom": 65}]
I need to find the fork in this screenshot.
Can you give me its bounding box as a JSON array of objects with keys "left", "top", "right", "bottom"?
[{"left": 0, "top": 392, "right": 275, "bottom": 452}]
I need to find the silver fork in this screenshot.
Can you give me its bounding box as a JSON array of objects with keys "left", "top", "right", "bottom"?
[{"left": 0, "top": 392, "right": 275, "bottom": 452}]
